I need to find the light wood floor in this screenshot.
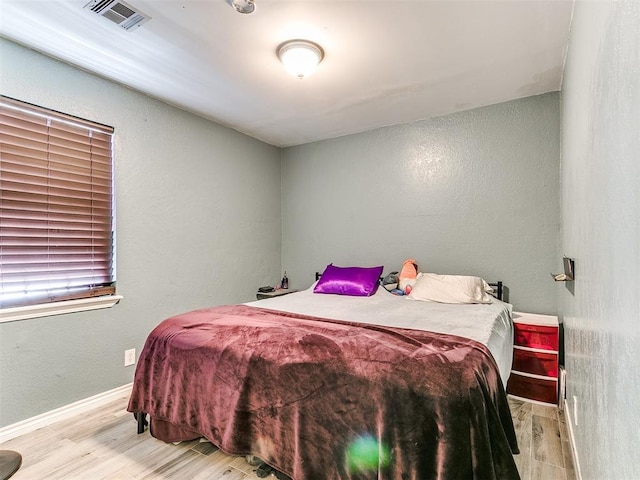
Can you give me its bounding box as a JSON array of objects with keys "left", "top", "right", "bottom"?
[
  {"left": 1, "top": 393, "right": 575, "bottom": 479},
  {"left": 509, "top": 397, "right": 576, "bottom": 480}
]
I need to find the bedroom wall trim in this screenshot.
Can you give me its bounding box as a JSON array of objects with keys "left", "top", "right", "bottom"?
[
  {"left": 563, "top": 398, "right": 583, "bottom": 480},
  {"left": 0, "top": 383, "right": 132, "bottom": 443},
  {"left": 0, "top": 295, "right": 123, "bottom": 324}
]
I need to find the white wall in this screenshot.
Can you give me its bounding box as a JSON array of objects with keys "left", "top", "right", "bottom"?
[
  {"left": 0, "top": 38, "right": 282, "bottom": 427},
  {"left": 560, "top": 1, "right": 640, "bottom": 478},
  {"left": 282, "top": 93, "right": 561, "bottom": 314}
]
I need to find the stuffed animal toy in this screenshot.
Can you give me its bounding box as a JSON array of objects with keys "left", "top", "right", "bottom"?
[
  {"left": 398, "top": 258, "right": 418, "bottom": 294},
  {"left": 382, "top": 271, "right": 399, "bottom": 291}
]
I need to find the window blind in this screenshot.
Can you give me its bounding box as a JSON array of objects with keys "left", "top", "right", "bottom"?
[{"left": 0, "top": 96, "right": 115, "bottom": 309}]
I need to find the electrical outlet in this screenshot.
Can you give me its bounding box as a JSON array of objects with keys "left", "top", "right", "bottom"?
[
  {"left": 573, "top": 395, "right": 578, "bottom": 426},
  {"left": 124, "top": 348, "right": 136, "bottom": 367}
]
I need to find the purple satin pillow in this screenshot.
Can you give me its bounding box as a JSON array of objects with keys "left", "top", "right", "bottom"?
[{"left": 314, "top": 264, "right": 384, "bottom": 296}]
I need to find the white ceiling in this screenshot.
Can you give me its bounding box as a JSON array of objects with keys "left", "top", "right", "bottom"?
[{"left": 0, "top": 0, "right": 574, "bottom": 147}]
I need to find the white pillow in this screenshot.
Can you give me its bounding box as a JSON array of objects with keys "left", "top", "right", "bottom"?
[{"left": 407, "top": 273, "right": 494, "bottom": 304}]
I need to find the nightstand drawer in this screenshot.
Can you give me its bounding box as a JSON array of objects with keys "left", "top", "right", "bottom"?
[
  {"left": 512, "top": 348, "right": 558, "bottom": 378},
  {"left": 514, "top": 323, "right": 559, "bottom": 351},
  {"left": 507, "top": 373, "right": 558, "bottom": 404}
]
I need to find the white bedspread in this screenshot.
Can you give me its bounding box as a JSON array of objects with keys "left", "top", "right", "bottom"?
[{"left": 247, "top": 284, "right": 514, "bottom": 386}]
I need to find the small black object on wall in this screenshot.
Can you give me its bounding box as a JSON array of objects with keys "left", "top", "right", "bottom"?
[{"left": 552, "top": 257, "right": 575, "bottom": 282}]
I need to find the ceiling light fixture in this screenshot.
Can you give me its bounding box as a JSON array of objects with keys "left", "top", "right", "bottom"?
[
  {"left": 277, "top": 40, "right": 325, "bottom": 79},
  {"left": 230, "top": 0, "right": 255, "bottom": 14}
]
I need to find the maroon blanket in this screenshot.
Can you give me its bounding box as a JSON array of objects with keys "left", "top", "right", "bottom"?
[{"left": 128, "top": 305, "right": 519, "bottom": 479}]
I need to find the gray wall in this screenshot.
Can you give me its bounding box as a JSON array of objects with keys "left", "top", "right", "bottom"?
[
  {"left": 0, "top": 38, "right": 282, "bottom": 427},
  {"left": 560, "top": 1, "right": 640, "bottom": 478},
  {"left": 282, "top": 93, "right": 560, "bottom": 314}
]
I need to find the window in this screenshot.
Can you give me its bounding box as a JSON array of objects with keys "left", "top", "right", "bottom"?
[{"left": 0, "top": 96, "right": 115, "bottom": 309}]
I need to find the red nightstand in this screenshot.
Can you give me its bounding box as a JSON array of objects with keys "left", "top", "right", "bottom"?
[{"left": 506, "top": 312, "right": 560, "bottom": 406}]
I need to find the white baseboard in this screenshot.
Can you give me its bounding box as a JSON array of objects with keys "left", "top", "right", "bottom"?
[
  {"left": 0, "top": 383, "right": 132, "bottom": 444},
  {"left": 563, "top": 397, "right": 583, "bottom": 480}
]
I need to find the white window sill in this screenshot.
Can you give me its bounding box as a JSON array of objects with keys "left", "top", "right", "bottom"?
[{"left": 0, "top": 295, "right": 123, "bottom": 324}]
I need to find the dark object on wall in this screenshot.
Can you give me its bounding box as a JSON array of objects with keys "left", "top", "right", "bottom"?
[{"left": 552, "top": 257, "right": 575, "bottom": 281}]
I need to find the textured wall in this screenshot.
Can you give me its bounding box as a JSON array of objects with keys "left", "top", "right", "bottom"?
[
  {"left": 560, "top": 1, "right": 640, "bottom": 478},
  {"left": 0, "top": 38, "right": 282, "bottom": 426},
  {"left": 282, "top": 94, "right": 560, "bottom": 314}
]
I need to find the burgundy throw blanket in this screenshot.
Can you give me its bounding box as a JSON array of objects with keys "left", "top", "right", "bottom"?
[{"left": 128, "top": 305, "right": 519, "bottom": 480}]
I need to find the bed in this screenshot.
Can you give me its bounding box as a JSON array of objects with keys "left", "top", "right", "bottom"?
[{"left": 127, "top": 269, "right": 519, "bottom": 480}]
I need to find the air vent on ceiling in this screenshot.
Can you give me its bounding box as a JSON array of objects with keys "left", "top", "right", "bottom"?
[{"left": 84, "top": 0, "right": 150, "bottom": 31}]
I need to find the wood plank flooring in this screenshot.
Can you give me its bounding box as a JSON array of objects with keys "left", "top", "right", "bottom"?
[
  {"left": 509, "top": 397, "right": 576, "bottom": 480},
  {"left": 1, "top": 393, "right": 575, "bottom": 479}
]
